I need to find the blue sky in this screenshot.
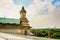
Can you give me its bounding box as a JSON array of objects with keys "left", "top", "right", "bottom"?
[
  {"left": 13, "top": 0, "right": 60, "bottom": 8},
  {"left": 13, "top": 0, "right": 60, "bottom": 15},
  {"left": 40, "top": 0, "right": 45, "bottom": 2},
  {"left": 52, "top": 0, "right": 60, "bottom": 6},
  {"left": 13, "top": 0, "right": 33, "bottom": 6},
  {"left": 0, "top": 0, "right": 60, "bottom": 28}
]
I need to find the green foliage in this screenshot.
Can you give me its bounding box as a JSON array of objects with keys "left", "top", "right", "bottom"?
[{"left": 30, "top": 29, "right": 60, "bottom": 39}]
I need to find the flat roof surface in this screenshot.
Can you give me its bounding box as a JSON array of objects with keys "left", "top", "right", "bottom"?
[{"left": 0, "top": 17, "right": 20, "bottom": 24}]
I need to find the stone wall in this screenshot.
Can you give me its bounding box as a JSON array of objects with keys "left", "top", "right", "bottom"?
[{"left": 0, "top": 23, "right": 21, "bottom": 29}]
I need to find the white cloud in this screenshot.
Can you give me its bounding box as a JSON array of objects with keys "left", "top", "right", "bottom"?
[
  {"left": 27, "top": 0, "right": 48, "bottom": 19},
  {"left": 0, "top": 0, "right": 60, "bottom": 28},
  {"left": 26, "top": 0, "right": 50, "bottom": 28},
  {"left": 27, "top": 0, "right": 60, "bottom": 28},
  {"left": 0, "top": 0, "right": 21, "bottom": 19}
]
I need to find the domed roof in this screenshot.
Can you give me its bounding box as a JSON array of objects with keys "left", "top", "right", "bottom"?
[{"left": 20, "top": 6, "right": 26, "bottom": 13}]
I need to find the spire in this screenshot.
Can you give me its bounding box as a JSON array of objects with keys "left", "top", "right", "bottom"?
[
  {"left": 20, "top": 6, "right": 26, "bottom": 13},
  {"left": 22, "top": 6, "right": 24, "bottom": 10}
]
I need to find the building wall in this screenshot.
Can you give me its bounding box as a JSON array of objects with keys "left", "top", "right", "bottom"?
[
  {"left": 0, "top": 23, "right": 30, "bottom": 35},
  {"left": 0, "top": 23, "right": 20, "bottom": 29}
]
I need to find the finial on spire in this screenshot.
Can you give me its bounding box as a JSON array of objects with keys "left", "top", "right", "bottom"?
[
  {"left": 20, "top": 6, "right": 26, "bottom": 13},
  {"left": 22, "top": 6, "right": 24, "bottom": 9}
]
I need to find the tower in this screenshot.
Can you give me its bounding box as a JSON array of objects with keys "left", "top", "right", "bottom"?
[{"left": 20, "top": 6, "right": 30, "bottom": 35}]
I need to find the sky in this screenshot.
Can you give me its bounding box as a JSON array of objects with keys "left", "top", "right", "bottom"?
[{"left": 0, "top": 0, "right": 60, "bottom": 29}]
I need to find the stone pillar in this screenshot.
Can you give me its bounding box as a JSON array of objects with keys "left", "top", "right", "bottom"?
[
  {"left": 20, "top": 30, "right": 23, "bottom": 35},
  {"left": 27, "top": 30, "right": 30, "bottom": 35}
]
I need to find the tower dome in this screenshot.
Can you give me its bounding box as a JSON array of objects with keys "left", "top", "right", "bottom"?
[{"left": 20, "top": 6, "right": 26, "bottom": 13}]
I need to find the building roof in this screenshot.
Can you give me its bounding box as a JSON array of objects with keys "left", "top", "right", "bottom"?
[{"left": 0, "top": 17, "right": 20, "bottom": 24}]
